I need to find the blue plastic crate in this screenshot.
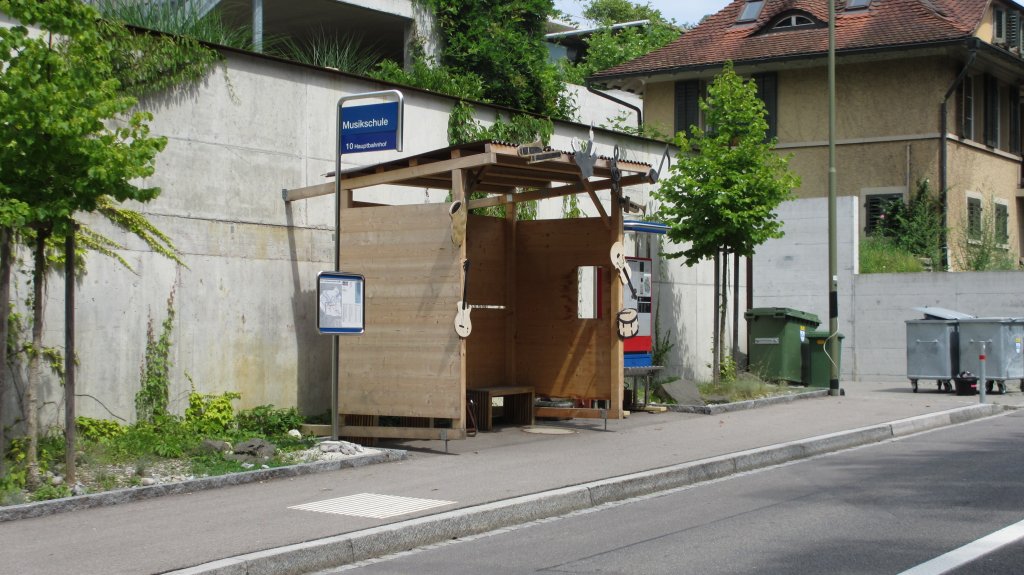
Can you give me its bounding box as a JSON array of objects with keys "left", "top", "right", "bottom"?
[{"left": 624, "top": 353, "right": 653, "bottom": 367}]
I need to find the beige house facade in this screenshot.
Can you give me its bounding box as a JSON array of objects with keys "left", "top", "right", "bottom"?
[{"left": 594, "top": 0, "right": 1024, "bottom": 270}]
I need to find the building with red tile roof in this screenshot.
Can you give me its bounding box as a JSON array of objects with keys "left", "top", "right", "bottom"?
[{"left": 593, "top": 0, "right": 1023, "bottom": 270}]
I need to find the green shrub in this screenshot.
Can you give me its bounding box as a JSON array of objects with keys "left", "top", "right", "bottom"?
[
  {"left": 76, "top": 417, "right": 127, "bottom": 442},
  {"left": 184, "top": 389, "right": 240, "bottom": 434},
  {"left": 31, "top": 483, "right": 72, "bottom": 502},
  {"left": 860, "top": 237, "right": 925, "bottom": 273},
  {"left": 237, "top": 405, "right": 303, "bottom": 437},
  {"left": 107, "top": 416, "right": 194, "bottom": 459}
]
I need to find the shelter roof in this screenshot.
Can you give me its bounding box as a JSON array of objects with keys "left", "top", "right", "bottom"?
[
  {"left": 334, "top": 141, "right": 652, "bottom": 195},
  {"left": 284, "top": 141, "right": 656, "bottom": 215}
]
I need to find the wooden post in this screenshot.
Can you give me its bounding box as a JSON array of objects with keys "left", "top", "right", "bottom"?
[
  {"left": 452, "top": 153, "right": 468, "bottom": 431},
  {"left": 609, "top": 193, "right": 624, "bottom": 417},
  {"left": 505, "top": 194, "right": 517, "bottom": 387}
]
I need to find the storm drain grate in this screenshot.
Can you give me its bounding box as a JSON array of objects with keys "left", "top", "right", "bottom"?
[{"left": 289, "top": 493, "right": 456, "bottom": 519}]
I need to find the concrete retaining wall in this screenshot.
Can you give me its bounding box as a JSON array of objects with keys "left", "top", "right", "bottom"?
[
  {"left": 5, "top": 46, "right": 690, "bottom": 430},
  {"left": 755, "top": 197, "right": 1024, "bottom": 384}
]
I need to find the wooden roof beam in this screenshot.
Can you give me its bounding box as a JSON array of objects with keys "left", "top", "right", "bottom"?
[
  {"left": 465, "top": 173, "right": 650, "bottom": 210},
  {"left": 340, "top": 151, "right": 496, "bottom": 190}
]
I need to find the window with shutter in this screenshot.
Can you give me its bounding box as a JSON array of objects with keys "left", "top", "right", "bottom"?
[
  {"left": 674, "top": 80, "right": 701, "bottom": 136},
  {"left": 962, "top": 76, "right": 974, "bottom": 140},
  {"left": 984, "top": 75, "right": 1000, "bottom": 148},
  {"left": 752, "top": 72, "right": 777, "bottom": 141},
  {"left": 1011, "top": 87, "right": 1021, "bottom": 154},
  {"left": 968, "top": 197, "right": 983, "bottom": 240},
  {"left": 864, "top": 194, "right": 903, "bottom": 235},
  {"left": 995, "top": 8, "right": 1007, "bottom": 43},
  {"left": 1009, "top": 12, "right": 1020, "bottom": 49},
  {"left": 996, "top": 203, "right": 1009, "bottom": 245}
]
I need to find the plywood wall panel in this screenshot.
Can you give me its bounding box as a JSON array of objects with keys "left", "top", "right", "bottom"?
[
  {"left": 515, "top": 218, "right": 614, "bottom": 401},
  {"left": 466, "top": 215, "right": 508, "bottom": 389},
  {"left": 338, "top": 203, "right": 462, "bottom": 419}
]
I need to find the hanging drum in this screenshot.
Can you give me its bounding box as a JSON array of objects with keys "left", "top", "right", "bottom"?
[{"left": 617, "top": 308, "right": 639, "bottom": 339}]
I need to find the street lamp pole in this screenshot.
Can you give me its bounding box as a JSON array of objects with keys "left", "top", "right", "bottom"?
[{"left": 827, "top": 0, "right": 841, "bottom": 396}]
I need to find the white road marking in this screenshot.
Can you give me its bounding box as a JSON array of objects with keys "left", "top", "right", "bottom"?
[
  {"left": 897, "top": 518, "right": 1024, "bottom": 575},
  {"left": 289, "top": 493, "right": 455, "bottom": 519}
]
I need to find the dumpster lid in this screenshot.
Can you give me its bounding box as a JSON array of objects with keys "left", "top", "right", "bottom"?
[
  {"left": 744, "top": 307, "right": 821, "bottom": 325},
  {"left": 912, "top": 307, "right": 974, "bottom": 320},
  {"left": 957, "top": 316, "right": 1017, "bottom": 324}
]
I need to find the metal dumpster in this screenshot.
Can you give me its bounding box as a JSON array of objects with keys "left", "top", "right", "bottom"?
[
  {"left": 905, "top": 307, "right": 973, "bottom": 393},
  {"left": 957, "top": 317, "right": 1024, "bottom": 394}
]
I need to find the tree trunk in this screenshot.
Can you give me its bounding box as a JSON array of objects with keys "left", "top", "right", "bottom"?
[
  {"left": 0, "top": 227, "right": 10, "bottom": 479},
  {"left": 64, "top": 224, "right": 76, "bottom": 485},
  {"left": 25, "top": 229, "right": 48, "bottom": 490},
  {"left": 720, "top": 250, "right": 729, "bottom": 377},
  {"left": 746, "top": 255, "right": 754, "bottom": 371},
  {"left": 732, "top": 252, "right": 740, "bottom": 367},
  {"left": 712, "top": 251, "right": 720, "bottom": 385}
]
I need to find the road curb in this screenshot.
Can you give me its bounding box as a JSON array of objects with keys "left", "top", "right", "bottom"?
[
  {"left": 666, "top": 389, "right": 830, "bottom": 415},
  {"left": 169, "top": 403, "right": 1008, "bottom": 575},
  {"left": 0, "top": 449, "right": 407, "bottom": 523}
]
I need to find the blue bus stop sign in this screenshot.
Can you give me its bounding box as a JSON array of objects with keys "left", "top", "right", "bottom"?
[{"left": 340, "top": 101, "right": 400, "bottom": 154}]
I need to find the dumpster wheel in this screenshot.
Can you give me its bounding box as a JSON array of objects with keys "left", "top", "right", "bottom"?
[
  {"left": 984, "top": 381, "right": 1007, "bottom": 395},
  {"left": 910, "top": 379, "right": 918, "bottom": 393}
]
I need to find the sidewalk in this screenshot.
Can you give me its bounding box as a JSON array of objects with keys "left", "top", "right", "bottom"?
[{"left": 1, "top": 381, "right": 1020, "bottom": 575}]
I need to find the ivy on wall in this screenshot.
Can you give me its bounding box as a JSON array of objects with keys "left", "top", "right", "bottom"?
[{"left": 422, "top": 0, "right": 575, "bottom": 120}]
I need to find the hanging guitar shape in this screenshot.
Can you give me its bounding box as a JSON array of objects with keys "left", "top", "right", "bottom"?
[
  {"left": 610, "top": 241, "right": 637, "bottom": 300},
  {"left": 610, "top": 242, "right": 639, "bottom": 340},
  {"left": 454, "top": 259, "right": 472, "bottom": 338}
]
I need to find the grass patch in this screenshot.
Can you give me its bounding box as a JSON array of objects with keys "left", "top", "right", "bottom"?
[
  {"left": 859, "top": 236, "right": 925, "bottom": 273},
  {"left": 2, "top": 404, "right": 320, "bottom": 504},
  {"left": 698, "top": 373, "right": 794, "bottom": 403}
]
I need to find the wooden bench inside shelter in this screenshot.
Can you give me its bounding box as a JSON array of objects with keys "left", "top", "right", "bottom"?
[{"left": 467, "top": 386, "right": 535, "bottom": 431}]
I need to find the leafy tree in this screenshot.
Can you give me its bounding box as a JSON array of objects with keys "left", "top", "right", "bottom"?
[
  {"left": 582, "top": 0, "right": 674, "bottom": 25},
  {"left": 0, "top": 0, "right": 168, "bottom": 487},
  {"left": 561, "top": 21, "right": 680, "bottom": 85},
  {"left": 423, "top": 0, "right": 575, "bottom": 119},
  {"left": 654, "top": 62, "right": 799, "bottom": 381}
]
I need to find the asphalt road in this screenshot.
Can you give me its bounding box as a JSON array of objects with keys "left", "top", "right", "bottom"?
[{"left": 329, "top": 409, "right": 1024, "bottom": 575}]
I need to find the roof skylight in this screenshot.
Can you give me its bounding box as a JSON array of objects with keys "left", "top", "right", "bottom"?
[
  {"left": 846, "top": 0, "right": 871, "bottom": 9},
  {"left": 738, "top": 1, "right": 766, "bottom": 23}
]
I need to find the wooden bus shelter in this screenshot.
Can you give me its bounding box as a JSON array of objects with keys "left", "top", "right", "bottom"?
[{"left": 286, "top": 141, "right": 657, "bottom": 442}]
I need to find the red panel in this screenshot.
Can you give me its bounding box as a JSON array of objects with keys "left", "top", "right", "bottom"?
[{"left": 625, "top": 335, "right": 652, "bottom": 353}]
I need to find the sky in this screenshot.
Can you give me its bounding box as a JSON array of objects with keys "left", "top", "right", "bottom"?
[{"left": 553, "top": 0, "right": 734, "bottom": 27}]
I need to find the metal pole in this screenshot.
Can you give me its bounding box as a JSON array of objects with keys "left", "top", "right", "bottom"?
[
  {"left": 827, "top": 0, "right": 840, "bottom": 396},
  {"left": 252, "top": 0, "right": 263, "bottom": 53},
  {"left": 979, "top": 340, "right": 987, "bottom": 404},
  {"left": 332, "top": 103, "right": 342, "bottom": 441}
]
